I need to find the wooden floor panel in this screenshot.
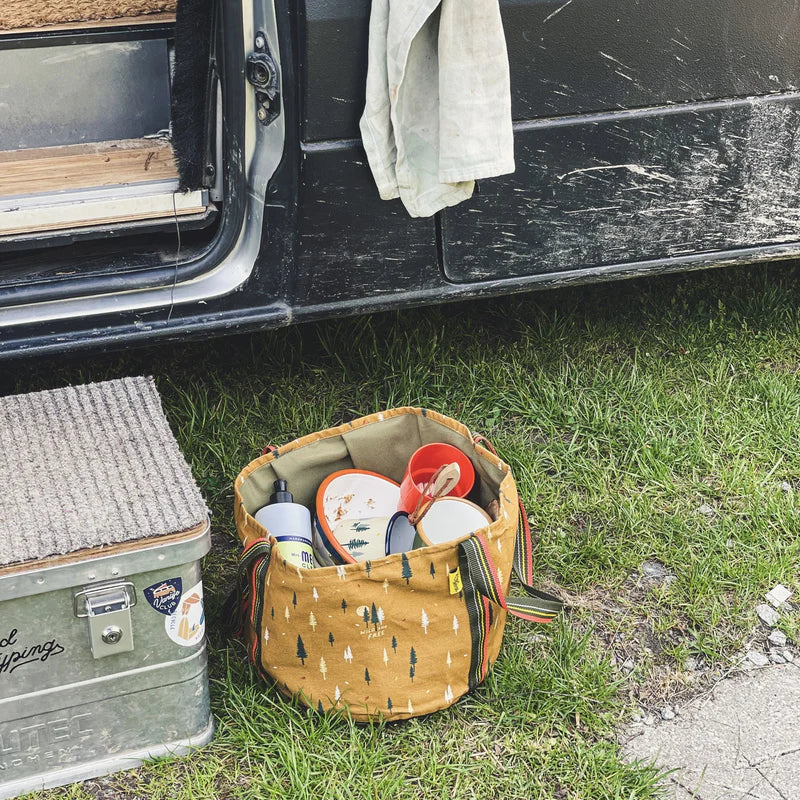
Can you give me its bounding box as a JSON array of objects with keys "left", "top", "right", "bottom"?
[{"left": 0, "top": 139, "right": 178, "bottom": 198}]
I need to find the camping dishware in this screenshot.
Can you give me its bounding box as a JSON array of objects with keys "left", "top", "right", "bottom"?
[
  {"left": 398, "top": 442, "right": 475, "bottom": 515},
  {"left": 314, "top": 469, "right": 400, "bottom": 565},
  {"left": 384, "top": 510, "right": 418, "bottom": 554},
  {"left": 415, "top": 497, "right": 492, "bottom": 547},
  {"left": 406, "top": 461, "right": 461, "bottom": 524}
]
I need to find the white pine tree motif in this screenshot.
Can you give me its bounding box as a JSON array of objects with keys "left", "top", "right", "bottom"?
[
  {"left": 497, "top": 537, "right": 502, "bottom": 552},
  {"left": 421, "top": 609, "right": 429, "bottom": 633},
  {"left": 264, "top": 628, "right": 270, "bottom": 645},
  {"left": 284, "top": 606, "right": 290, "bottom": 622},
  {"left": 336, "top": 565, "right": 347, "bottom": 580},
  {"left": 407, "top": 699, "right": 414, "bottom": 714},
  {"left": 497, "top": 567, "right": 503, "bottom": 586},
  {"left": 309, "top": 611, "right": 317, "bottom": 631},
  {"left": 382, "top": 578, "right": 389, "bottom": 594},
  {"left": 383, "top": 648, "right": 389, "bottom": 666},
  {"left": 377, "top": 606, "right": 385, "bottom": 624},
  {"left": 446, "top": 651, "right": 452, "bottom": 669},
  {"left": 452, "top": 615, "right": 460, "bottom": 635},
  {"left": 266, "top": 573, "right": 271, "bottom": 587},
  {"left": 344, "top": 646, "right": 353, "bottom": 663},
  {"left": 319, "top": 656, "right": 327, "bottom": 680},
  {"left": 312, "top": 587, "right": 319, "bottom": 602},
  {"left": 295, "top": 566, "right": 304, "bottom": 581},
  {"left": 444, "top": 685, "right": 454, "bottom": 703},
  {"left": 334, "top": 685, "right": 341, "bottom": 702}
]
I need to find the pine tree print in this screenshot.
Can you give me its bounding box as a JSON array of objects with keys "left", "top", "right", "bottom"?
[
  {"left": 328, "top": 631, "right": 335, "bottom": 647},
  {"left": 401, "top": 553, "right": 413, "bottom": 584},
  {"left": 452, "top": 615, "right": 460, "bottom": 635},
  {"left": 334, "top": 686, "right": 341, "bottom": 702},
  {"left": 407, "top": 699, "right": 414, "bottom": 714},
  {"left": 312, "top": 587, "right": 319, "bottom": 602},
  {"left": 309, "top": 611, "right": 317, "bottom": 631},
  {"left": 341, "top": 598, "right": 348, "bottom": 614},
  {"left": 362, "top": 606, "right": 369, "bottom": 626},
  {"left": 391, "top": 635, "right": 398, "bottom": 653},
  {"left": 409, "top": 647, "right": 417, "bottom": 682},
  {"left": 336, "top": 565, "right": 347, "bottom": 580},
  {"left": 371, "top": 603, "right": 380, "bottom": 630},
  {"left": 292, "top": 591, "right": 297, "bottom": 608},
  {"left": 264, "top": 627, "right": 269, "bottom": 645},
  {"left": 270, "top": 606, "right": 275, "bottom": 619},
  {"left": 497, "top": 567, "right": 503, "bottom": 587},
  {"left": 317, "top": 699, "right": 324, "bottom": 715},
  {"left": 383, "top": 648, "right": 389, "bottom": 666},
  {"left": 345, "top": 538, "right": 370, "bottom": 552},
  {"left": 319, "top": 656, "right": 327, "bottom": 680},
  {"left": 382, "top": 578, "right": 389, "bottom": 594},
  {"left": 444, "top": 685, "right": 454, "bottom": 703},
  {"left": 421, "top": 608, "right": 429, "bottom": 633},
  {"left": 429, "top": 562, "right": 436, "bottom": 579},
  {"left": 364, "top": 667, "right": 371, "bottom": 685},
  {"left": 344, "top": 645, "right": 353, "bottom": 663},
  {"left": 387, "top": 697, "right": 393, "bottom": 712},
  {"left": 377, "top": 606, "right": 385, "bottom": 625},
  {"left": 284, "top": 606, "right": 290, "bottom": 622},
  {"left": 296, "top": 635, "right": 307, "bottom": 666},
  {"left": 365, "top": 561, "right": 372, "bottom": 577},
  {"left": 446, "top": 651, "right": 452, "bottom": 669}
]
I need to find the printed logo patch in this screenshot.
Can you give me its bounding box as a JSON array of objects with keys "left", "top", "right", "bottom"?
[
  {"left": 144, "top": 578, "right": 183, "bottom": 616},
  {"left": 165, "top": 581, "right": 205, "bottom": 646}
]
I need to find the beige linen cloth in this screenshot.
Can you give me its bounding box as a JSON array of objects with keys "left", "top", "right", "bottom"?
[{"left": 360, "top": 0, "right": 515, "bottom": 218}]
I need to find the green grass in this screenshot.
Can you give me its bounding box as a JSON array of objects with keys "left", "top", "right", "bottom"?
[{"left": 10, "top": 260, "right": 800, "bottom": 799}]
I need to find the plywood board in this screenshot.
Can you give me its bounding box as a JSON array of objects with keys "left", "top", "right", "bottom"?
[
  {"left": 0, "top": 188, "right": 208, "bottom": 236},
  {"left": 0, "top": 139, "right": 178, "bottom": 197}
]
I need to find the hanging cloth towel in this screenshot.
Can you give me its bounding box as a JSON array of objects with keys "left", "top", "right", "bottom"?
[{"left": 359, "top": 0, "right": 515, "bottom": 218}]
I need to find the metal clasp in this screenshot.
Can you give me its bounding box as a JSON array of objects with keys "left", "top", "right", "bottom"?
[{"left": 73, "top": 581, "right": 136, "bottom": 659}]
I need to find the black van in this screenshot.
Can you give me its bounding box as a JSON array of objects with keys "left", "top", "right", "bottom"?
[{"left": 2, "top": 0, "right": 799, "bottom": 358}]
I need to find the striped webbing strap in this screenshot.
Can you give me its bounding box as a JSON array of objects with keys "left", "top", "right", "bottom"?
[{"left": 471, "top": 434, "right": 563, "bottom": 621}]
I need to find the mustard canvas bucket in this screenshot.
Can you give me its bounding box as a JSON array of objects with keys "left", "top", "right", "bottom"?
[{"left": 231, "top": 408, "right": 562, "bottom": 721}]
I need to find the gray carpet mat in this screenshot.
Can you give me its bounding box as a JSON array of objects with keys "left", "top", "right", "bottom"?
[{"left": 0, "top": 376, "right": 208, "bottom": 567}]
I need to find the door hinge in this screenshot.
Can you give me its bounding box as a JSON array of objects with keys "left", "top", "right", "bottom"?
[{"left": 247, "top": 33, "right": 280, "bottom": 127}]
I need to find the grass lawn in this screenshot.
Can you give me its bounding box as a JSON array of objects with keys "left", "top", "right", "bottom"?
[{"left": 7, "top": 260, "right": 800, "bottom": 800}]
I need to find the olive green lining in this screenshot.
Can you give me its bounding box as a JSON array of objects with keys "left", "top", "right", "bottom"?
[{"left": 238, "top": 414, "right": 505, "bottom": 516}]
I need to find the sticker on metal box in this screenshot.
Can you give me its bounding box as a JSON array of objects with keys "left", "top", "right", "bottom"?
[
  {"left": 165, "top": 581, "right": 205, "bottom": 646},
  {"left": 144, "top": 577, "right": 183, "bottom": 615}
]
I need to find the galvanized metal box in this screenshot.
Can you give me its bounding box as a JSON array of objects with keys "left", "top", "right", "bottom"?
[{"left": 0, "top": 378, "right": 213, "bottom": 798}]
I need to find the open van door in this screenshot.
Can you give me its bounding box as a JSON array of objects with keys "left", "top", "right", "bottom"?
[{"left": 0, "top": 0, "right": 284, "bottom": 331}]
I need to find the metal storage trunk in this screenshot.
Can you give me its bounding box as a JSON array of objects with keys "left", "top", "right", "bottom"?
[{"left": 0, "top": 378, "right": 213, "bottom": 798}]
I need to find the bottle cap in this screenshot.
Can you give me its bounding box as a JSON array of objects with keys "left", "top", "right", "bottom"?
[{"left": 269, "top": 479, "right": 293, "bottom": 504}]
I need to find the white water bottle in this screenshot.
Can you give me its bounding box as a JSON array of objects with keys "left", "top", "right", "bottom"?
[{"left": 254, "top": 480, "right": 315, "bottom": 569}]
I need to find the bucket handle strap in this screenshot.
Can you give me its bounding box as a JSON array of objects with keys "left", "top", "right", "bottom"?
[{"left": 472, "top": 433, "right": 563, "bottom": 617}]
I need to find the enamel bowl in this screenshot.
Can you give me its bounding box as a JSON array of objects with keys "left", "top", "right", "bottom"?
[
  {"left": 314, "top": 469, "right": 400, "bottom": 564},
  {"left": 415, "top": 498, "right": 492, "bottom": 547}
]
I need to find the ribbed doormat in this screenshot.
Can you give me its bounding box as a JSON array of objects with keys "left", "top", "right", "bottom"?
[
  {"left": 0, "top": 376, "right": 208, "bottom": 567},
  {"left": 1, "top": 1, "right": 176, "bottom": 31}
]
